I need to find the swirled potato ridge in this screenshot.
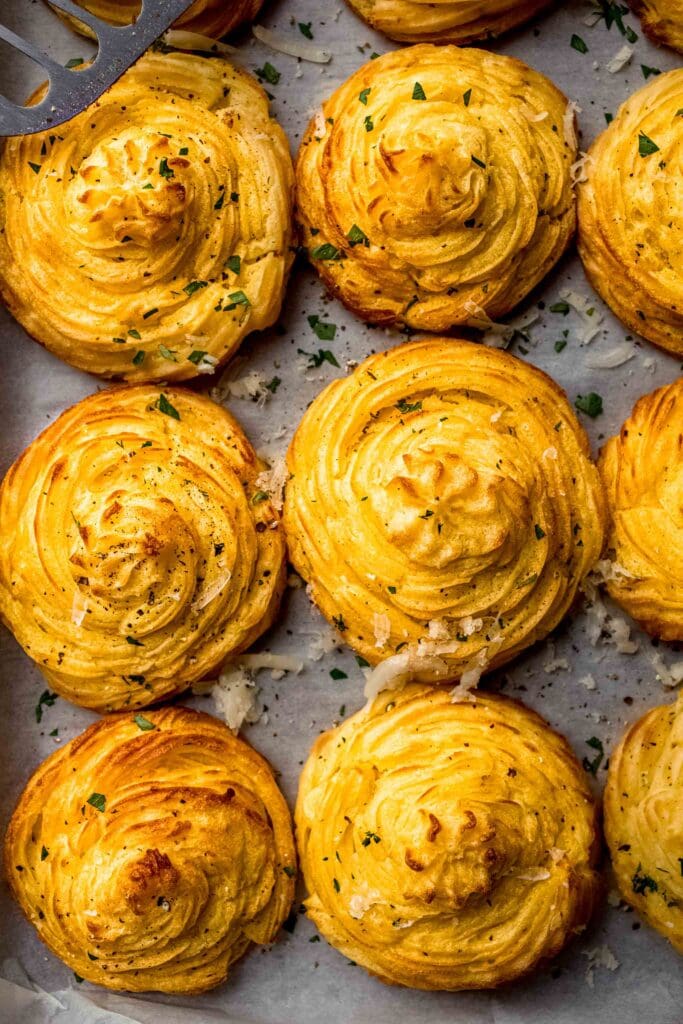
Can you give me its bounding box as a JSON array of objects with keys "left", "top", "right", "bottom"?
[
  {"left": 0, "top": 51, "right": 293, "bottom": 381},
  {"left": 5, "top": 706, "right": 296, "bottom": 993},
  {"left": 296, "top": 685, "right": 601, "bottom": 989},
  {"left": 599, "top": 379, "right": 683, "bottom": 641},
  {"left": 48, "top": 0, "right": 264, "bottom": 39},
  {"left": 0, "top": 386, "right": 285, "bottom": 711},
  {"left": 578, "top": 69, "right": 683, "bottom": 356},
  {"left": 604, "top": 696, "right": 683, "bottom": 954},
  {"left": 296, "top": 45, "right": 577, "bottom": 331},
  {"left": 284, "top": 339, "right": 606, "bottom": 679},
  {"left": 344, "top": 0, "right": 555, "bottom": 44}
]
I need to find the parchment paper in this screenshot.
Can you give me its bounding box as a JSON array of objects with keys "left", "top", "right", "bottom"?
[{"left": 1, "top": 1, "right": 682, "bottom": 1022}]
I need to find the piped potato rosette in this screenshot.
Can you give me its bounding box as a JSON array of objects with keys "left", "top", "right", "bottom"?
[
  {"left": 296, "top": 45, "right": 578, "bottom": 331},
  {"left": 344, "top": 0, "right": 555, "bottom": 44},
  {"left": 598, "top": 380, "right": 683, "bottom": 641},
  {"left": 5, "top": 707, "right": 296, "bottom": 993},
  {"left": 0, "top": 387, "right": 285, "bottom": 712},
  {"left": 604, "top": 696, "right": 683, "bottom": 954},
  {"left": 48, "top": 0, "right": 264, "bottom": 41},
  {"left": 284, "top": 339, "right": 605, "bottom": 682},
  {"left": 0, "top": 50, "right": 293, "bottom": 381},
  {"left": 629, "top": 1, "right": 683, "bottom": 53},
  {"left": 296, "top": 685, "right": 601, "bottom": 990},
  {"left": 578, "top": 70, "right": 683, "bottom": 356}
]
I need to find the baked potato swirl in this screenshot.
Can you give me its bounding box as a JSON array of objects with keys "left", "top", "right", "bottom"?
[
  {"left": 0, "top": 386, "right": 285, "bottom": 712},
  {"left": 344, "top": 0, "right": 555, "bottom": 44},
  {"left": 296, "top": 45, "right": 577, "bottom": 331},
  {"left": 0, "top": 51, "right": 293, "bottom": 381},
  {"left": 604, "top": 696, "right": 683, "bottom": 954},
  {"left": 47, "top": 0, "right": 264, "bottom": 38},
  {"left": 578, "top": 70, "right": 683, "bottom": 356},
  {"left": 284, "top": 339, "right": 605, "bottom": 679},
  {"left": 598, "top": 379, "right": 683, "bottom": 641},
  {"left": 629, "top": 1, "right": 683, "bottom": 53},
  {"left": 296, "top": 685, "right": 601, "bottom": 990},
  {"left": 5, "top": 707, "right": 296, "bottom": 993}
]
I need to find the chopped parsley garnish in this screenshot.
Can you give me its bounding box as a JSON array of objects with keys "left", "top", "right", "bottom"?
[
  {"left": 359, "top": 88, "right": 371, "bottom": 105},
  {"left": 308, "top": 314, "right": 337, "bottom": 341},
  {"left": 347, "top": 224, "right": 369, "bottom": 248},
  {"left": 412, "top": 82, "right": 426, "bottom": 101},
  {"left": 142, "top": 308, "right": 158, "bottom": 319},
  {"left": 184, "top": 280, "right": 208, "bottom": 296},
  {"left": 214, "top": 190, "right": 225, "bottom": 209},
  {"left": 159, "top": 158, "right": 174, "bottom": 179},
  {"left": 471, "top": 155, "right": 486, "bottom": 169},
  {"left": 638, "top": 132, "right": 660, "bottom": 157},
  {"left": 333, "top": 878, "right": 340, "bottom": 892},
  {"left": 256, "top": 62, "right": 280, "bottom": 85},
  {"left": 35, "top": 689, "right": 58, "bottom": 723},
  {"left": 582, "top": 736, "right": 604, "bottom": 775},
  {"left": 575, "top": 392, "right": 603, "bottom": 418},
  {"left": 571, "top": 34, "right": 588, "bottom": 53},
  {"left": 265, "top": 376, "right": 281, "bottom": 393},
  {"left": 641, "top": 64, "right": 661, "bottom": 79},
  {"left": 41, "top": 846, "right": 49, "bottom": 860},
  {"left": 65, "top": 57, "right": 84, "bottom": 68},
  {"left": 133, "top": 714, "right": 156, "bottom": 731},
  {"left": 132, "top": 350, "right": 145, "bottom": 366},
  {"left": 534, "top": 524, "right": 546, "bottom": 540},
  {"left": 463, "top": 88, "right": 472, "bottom": 106},
  {"left": 554, "top": 339, "right": 567, "bottom": 352},
  {"left": 330, "top": 668, "right": 347, "bottom": 680},
  {"left": 361, "top": 831, "right": 381, "bottom": 846},
  {"left": 298, "top": 347, "right": 340, "bottom": 368},
  {"left": 310, "top": 243, "right": 342, "bottom": 261},
  {"left": 128, "top": 328, "right": 141, "bottom": 339},
  {"left": 156, "top": 393, "right": 181, "bottom": 420},
  {"left": 28, "top": 161, "right": 41, "bottom": 174},
  {"left": 188, "top": 350, "right": 208, "bottom": 364},
  {"left": 298, "top": 21, "right": 313, "bottom": 38},
  {"left": 396, "top": 399, "right": 422, "bottom": 413},
  {"left": 549, "top": 300, "right": 570, "bottom": 315},
  {"left": 333, "top": 614, "right": 347, "bottom": 631},
  {"left": 158, "top": 345, "right": 177, "bottom": 362},
  {"left": 355, "top": 655, "right": 370, "bottom": 668},
  {"left": 632, "top": 865, "right": 658, "bottom": 895},
  {"left": 126, "top": 635, "right": 144, "bottom": 646},
  {"left": 87, "top": 793, "right": 106, "bottom": 813},
  {"left": 251, "top": 490, "right": 269, "bottom": 504},
  {"left": 225, "top": 255, "right": 241, "bottom": 274},
  {"left": 364, "top": 115, "right": 374, "bottom": 132},
  {"left": 225, "top": 290, "right": 250, "bottom": 310}
]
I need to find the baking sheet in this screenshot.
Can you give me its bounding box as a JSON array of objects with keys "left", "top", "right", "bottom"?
[{"left": 1, "top": 1, "right": 682, "bottom": 1022}]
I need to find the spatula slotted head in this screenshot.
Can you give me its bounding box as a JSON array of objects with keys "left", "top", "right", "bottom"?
[{"left": 0, "top": 0, "right": 195, "bottom": 136}]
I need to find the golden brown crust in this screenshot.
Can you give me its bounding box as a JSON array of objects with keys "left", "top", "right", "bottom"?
[
  {"left": 598, "top": 379, "right": 683, "bottom": 641},
  {"left": 345, "top": 0, "right": 556, "bottom": 44},
  {"left": 5, "top": 706, "right": 296, "bottom": 993},
  {"left": 604, "top": 696, "right": 683, "bottom": 954},
  {"left": 295, "top": 44, "right": 577, "bottom": 332},
  {"left": 283, "top": 338, "right": 606, "bottom": 681},
  {"left": 0, "top": 51, "right": 293, "bottom": 382},
  {"left": 0, "top": 386, "right": 286, "bottom": 712},
  {"left": 629, "top": 0, "right": 683, "bottom": 53},
  {"left": 296, "top": 685, "right": 601, "bottom": 990},
  {"left": 578, "top": 69, "right": 683, "bottom": 356},
  {"left": 48, "top": 0, "right": 264, "bottom": 38}
]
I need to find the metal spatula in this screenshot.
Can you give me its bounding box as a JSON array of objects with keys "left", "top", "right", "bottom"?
[{"left": 0, "top": 0, "right": 196, "bottom": 136}]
